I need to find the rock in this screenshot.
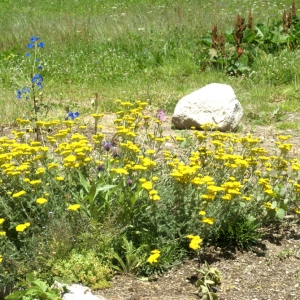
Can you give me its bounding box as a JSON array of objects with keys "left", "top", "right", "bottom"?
[
  {"left": 54, "top": 282, "right": 107, "bottom": 300},
  {"left": 172, "top": 83, "right": 243, "bottom": 131}
]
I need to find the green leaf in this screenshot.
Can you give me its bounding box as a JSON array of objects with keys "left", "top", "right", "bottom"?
[
  {"left": 26, "top": 272, "right": 36, "bottom": 283},
  {"left": 112, "top": 252, "right": 127, "bottom": 273},
  {"left": 276, "top": 208, "right": 285, "bottom": 219},
  {"left": 201, "top": 285, "right": 209, "bottom": 293},
  {"left": 243, "top": 28, "right": 257, "bottom": 43},
  {"left": 195, "top": 279, "right": 205, "bottom": 287},
  {"left": 25, "top": 286, "right": 43, "bottom": 295},
  {"left": 77, "top": 171, "right": 90, "bottom": 193},
  {"left": 5, "top": 292, "right": 22, "bottom": 299},
  {"left": 32, "top": 279, "right": 48, "bottom": 292},
  {"left": 209, "top": 292, "right": 218, "bottom": 299},
  {"left": 180, "top": 140, "right": 187, "bottom": 148},
  {"left": 204, "top": 279, "right": 215, "bottom": 285},
  {"left": 278, "top": 201, "right": 288, "bottom": 211},
  {"left": 200, "top": 36, "right": 212, "bottom": 46},
  {"left": 239, "top": 201, "right": 246, "bottom": 208},
  {"left": 271, "top": 201, "right": 277, "bottom": 210}
]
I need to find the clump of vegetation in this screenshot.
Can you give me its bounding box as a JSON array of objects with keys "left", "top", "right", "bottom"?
[
  {"left": 1, "top": 1, "right": 300, "bottom": 299},
  {"left": 51, "top": 251, "right": 112, "bottom": 290}
]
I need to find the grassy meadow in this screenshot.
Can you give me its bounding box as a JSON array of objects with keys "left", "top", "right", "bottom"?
[
  {"left": 1, "top": 1, "right": 300, "bottom": 299},
  {"left": 0, "top": 0, "right": 299, "bottom": 126}
]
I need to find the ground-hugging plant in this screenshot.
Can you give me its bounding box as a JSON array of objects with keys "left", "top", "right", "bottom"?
[
  {"left": 195, "top": 261, "right": 222, "bottom": 300},
  {"left": 112, "top": 236, "right": 147, "bottom": 275},
  {"left": 5, "top": 272, "right": 62, "bottom": 300},
  {"left": 51, "top": 250, "right": 112, "bottom": 290}
]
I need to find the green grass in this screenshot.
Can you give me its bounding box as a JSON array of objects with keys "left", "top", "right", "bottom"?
[{"left": 0, "top": 0, "right": 299, "bottom": 124}]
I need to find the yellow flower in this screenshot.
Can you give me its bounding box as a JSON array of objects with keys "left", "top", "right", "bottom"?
[
  {"left": 111, "top": 168, "right": 128, "bottom": 175},
  {"left": 222, "top": 194, "right": 232, "bottom": 201},
  {"left": 16, "top": 223, "right": 30, "bottom": 232},
  {"left": 12, "top": 191, "right": 26, "bottom": 198},
  {"left": 29, "top": 180, "right": 42, "bottom": 185},
  {"left": 151, "top": 194, "right": 161, "bottom": 201},
  {"left": 64, "top": 155, "right": 77, "bottom": 163},
  {"left": 142, "top": 181, "right": 153, "bottom": 190},
  {"left": 187, "top": 235, "right": 203, "bottom": 250},
  {"left": 68, "top": 204, "right": 80, "bottom": 211},
  {"left": 147, "top": 249, "right": 160, "bottom": 264},
  {"left": 199, "top": 211, "right": 206, "bottom": 216},
  {"left": 91, "top": 113, "right": 104, "bottom": 120},
  {"left": 0, "top": 255, "right": 2, "bottom": 263},
  {"left": 0, "top": 231, "right": 6, "bottom": 236},
  {"left": 48, "top": 163, "right": 58, "bottom": 169},
  {"left": 152, "top": 176, "right": 159, "bottom": 181},
  {"left": 0, "top": 219, "right": 4, "bottom": 225},
  {"left": 55, "top": 176, "right": 64, "bottom": 181},
  {"left": 36, "top": 198, "right": 48, "bottom": 205},
  {"left": 202, "top": 217, "right": 215, "bottom": 225},
  {"left": 294, "top": 208, "right": 300, "bottom": 215},
  {"left": 146, "top": 149, "right": 155, "bottom": 155}
]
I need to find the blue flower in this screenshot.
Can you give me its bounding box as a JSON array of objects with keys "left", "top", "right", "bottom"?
[
  {"left": 38, "top": 65, "right": 43, "bottom": 69},
  {"left": 27, "top": 43, "right": 34, "bottom": 49},
  {"left": 25, "top": 53, "right": 30, "bottom": 57},
  {"left": 22, "top": 87, "right": 30, "bottom": 93},
  {"left": 66, "top": 111, "right": 80, "bottom": 120},
  {"left": 30, "top": 36, "right": 40, "bottom": 43},
  {"left": 32, "top": 74, "right": 43, "bottom": 83},
  {"left": 16, "top": 90, "right": 22, "bottom": 99},
  {"left": 36, "top": 82, "right": 43, "bottom": 90},
  {"left": 37, "top": 42, "right": 45, "bottom": 48}
]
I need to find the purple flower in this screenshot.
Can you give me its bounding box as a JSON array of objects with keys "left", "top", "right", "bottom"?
[
  {"left": 112, "top": 149, "right": 120, "bottom": 158},
  {"left": 102, "top": 141, "right": 114, "bottom": 152},
  {"left": 97, "top": 163, "right": 105, "bottom": 172},
  {"left": 127, "top": 178, "right": 133, "bottom": 186},
  {"left": 156, "top": 109, "right": 166, "bottom": 122}
]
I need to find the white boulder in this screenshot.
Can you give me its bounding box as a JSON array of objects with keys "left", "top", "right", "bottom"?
[
  {"left": 172, "top": 83, "right": 243, "bottom": 131},
  {"left": 54, "top": 282, "right": 106, "bottom": 300}
]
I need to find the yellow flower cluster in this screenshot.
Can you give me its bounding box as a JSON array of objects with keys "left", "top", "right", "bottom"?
[
  {"left": 2, "top": 99, "right": 300, "bottom": 269},
  {"left": 68, "top": 204, "right": 80, "bottom": 211},
  {"left": 147, "top": 249, "right": 160, "bottom": 263},
  {"left": 16, "top": 222, "right": 30, "bottom": 232},
  {"left": 187, "top": 235, "right": 203, "bottom": 250}
]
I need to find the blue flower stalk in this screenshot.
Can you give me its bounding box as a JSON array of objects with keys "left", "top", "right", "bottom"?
[{"left": 15, "top": 36, "right": 45, "bottom": 140}]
